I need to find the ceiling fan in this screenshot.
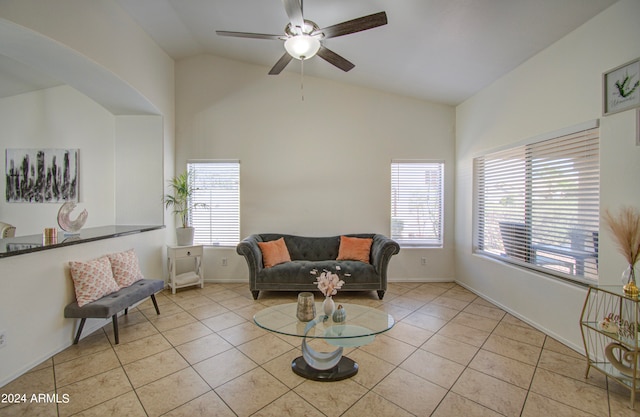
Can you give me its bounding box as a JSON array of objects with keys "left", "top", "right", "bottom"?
[{"left": 216, "top": 0, "right": 388, "bottom": 75}]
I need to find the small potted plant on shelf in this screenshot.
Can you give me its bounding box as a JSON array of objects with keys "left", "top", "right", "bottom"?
[{"left": 164, "top": 170, "right": 197, "bottom": 246}]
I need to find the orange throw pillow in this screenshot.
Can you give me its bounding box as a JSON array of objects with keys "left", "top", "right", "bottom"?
[
  {"left": 257, "top": 237, "right": 291, "bottom": 268},
  {"left": 337, "top": 236, "right": 373, "bottom": 263}
]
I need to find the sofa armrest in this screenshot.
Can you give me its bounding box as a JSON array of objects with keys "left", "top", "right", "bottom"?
[
  {"left": 236, "top": 234, "right": 265, "bottom": 290},
  {"left": 370, "top": 234, "right": 400, "bottom": 284}
]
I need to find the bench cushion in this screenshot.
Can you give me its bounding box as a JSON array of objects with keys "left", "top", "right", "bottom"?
[
  {"left": 64, "top": 279, "right": 164, "bottom": 319},
  {"left": 107, "top": 248, "right": 144, "bottom": 287},
  {"left": 69, "top": 256, "right": 121, "bottom": 307}
]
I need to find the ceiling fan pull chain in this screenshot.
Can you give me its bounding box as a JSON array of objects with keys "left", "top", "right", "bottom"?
[{"left": 301, "top": 58, "right": 305, "bottom": 101}]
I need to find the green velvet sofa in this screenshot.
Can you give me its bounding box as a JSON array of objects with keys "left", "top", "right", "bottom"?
[{"left": 236, "top": 233, "right": 400, "bottom": 300}]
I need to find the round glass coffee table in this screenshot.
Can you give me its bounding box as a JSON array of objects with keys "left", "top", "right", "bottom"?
[{"left": 254, "top": 302, "right": 394, "bottom": 381}]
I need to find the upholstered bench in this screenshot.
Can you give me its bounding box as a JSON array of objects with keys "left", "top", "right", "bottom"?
[{"left": 64, "top": 278, "right": 164, "bottom": 344}]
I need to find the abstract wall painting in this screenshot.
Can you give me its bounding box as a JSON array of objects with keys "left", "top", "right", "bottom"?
[{"left": 5, "top": 148, "right": 79, "bottom": 203}]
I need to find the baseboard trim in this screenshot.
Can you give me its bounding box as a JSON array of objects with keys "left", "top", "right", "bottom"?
[
  {"left": 454, "top": 280, "right": 585, "bottom": 355},
  {"left": 388, "top": 277, "right": 454, "bottom": 283}
]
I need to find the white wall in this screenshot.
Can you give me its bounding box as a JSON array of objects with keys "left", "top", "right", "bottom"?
[
  {"left": 0, "top": 0, "right": 175, "bottom": 246},
  {"left": 0, "top": 0, "right": 174, "bottom": 117},
  {"left": 0, "top": 0, "right": 175, "bottom": 386},
  {"left": 455, "top": 0, "right": 640, "bottom": 352},
  {"left": 0, "top": 86, "right": 116, "bottom": 235},
  {"left": 0, "top": 229, "right": 165, "bottom": 387},
  {"left": 115, "top": 115, "right": 165, "bottom": 225},
  {"left": 175, "top": 54, "right": 456, "bottom": 281}
]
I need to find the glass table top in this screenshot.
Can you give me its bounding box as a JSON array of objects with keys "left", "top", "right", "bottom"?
[{"left": 253, "top": 302, "right": 395, "bottom": 341}]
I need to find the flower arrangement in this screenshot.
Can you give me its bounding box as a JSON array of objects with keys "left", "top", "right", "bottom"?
[
  {"left": 604, "top": 206, "right": 640, "bottom": 267},
  {"left": 603, "top": 206, "right": 640, "bottom": 296},
  {"left": 311, "top": 266, "right": 349, "bottom": 297}
]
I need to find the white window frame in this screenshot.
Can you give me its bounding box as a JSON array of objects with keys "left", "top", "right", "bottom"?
[
  {"left": 473, "top": 121, "right": 600, "bottom": 284},
  {"left": 187, "top": 160, "right": 240, "bottom": 247},
  {"left": 391, "top": 160, "right": 444, "bottom": 248}
]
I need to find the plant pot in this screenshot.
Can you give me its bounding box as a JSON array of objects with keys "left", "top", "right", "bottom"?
[{"left": 176, "top": 227, "right": 194, "bottom": 246}]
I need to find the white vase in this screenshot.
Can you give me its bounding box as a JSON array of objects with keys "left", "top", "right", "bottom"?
[{"left": 323, "top": 296, "right": 335, "bottom": 317}]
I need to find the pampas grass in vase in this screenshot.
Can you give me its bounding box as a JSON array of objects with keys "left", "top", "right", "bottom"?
[{"left": 603, "top": 206, "right": 640, "bottom": 297}]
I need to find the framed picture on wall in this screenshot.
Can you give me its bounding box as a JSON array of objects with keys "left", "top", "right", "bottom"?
[
  {"left": 603, "top": 57, "right": 640, "bottom": 116},
  {"left": 5, "top": 148, "right": 79, "bottom": 203},
  {"left": 637, "top": 108, "right": 640, "bottom": 146}
]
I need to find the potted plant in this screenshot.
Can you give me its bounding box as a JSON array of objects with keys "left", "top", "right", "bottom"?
[{"left": 164, "top": 170, "right": 196, "bottom": 246}]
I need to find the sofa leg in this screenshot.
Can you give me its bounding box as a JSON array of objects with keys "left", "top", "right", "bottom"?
[
  {"left": 251, "top": 290, "right": 259, "bottom": 300},
  {"left": 73, "top": 318, "right": 86, "bottom": 344},
  {"left": 377, "top": 290, "right": 385, "bottom": 300}
]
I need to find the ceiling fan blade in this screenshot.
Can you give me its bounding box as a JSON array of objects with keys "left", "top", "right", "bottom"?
[
  {"left": 282, "top": 0, "right": 304, "bottom": 31},
  {"left": 316, "top": 46, "right": 355, "bottom": 72},
  {"left": 268, "top": 53, "right": 294, "bottom": 75},
  {"left": 216, "top": 30, "right": 282, "bottom": 40},
  {"left": 319, "top": 11, "right": 387, "bottom": 39}
]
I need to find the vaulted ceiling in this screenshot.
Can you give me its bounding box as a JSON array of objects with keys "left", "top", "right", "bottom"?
[{"left": 0, "top": 0, "right": 618, "bottom": 105}]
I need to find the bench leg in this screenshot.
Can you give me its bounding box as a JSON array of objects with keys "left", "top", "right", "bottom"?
[
  {"left": 73, "top": 318, "right": 87, "bottom": 344},
  {"left": 377, "top": 290, "right": 385, "bottom": 300},
  {"left": 112, "top": 315, "right": 119, "bottom": 345},
  {"left": 124, "top": 308, "right": 128, "bottom": 315},
  {"left": 151, "top": 294, "right": 161, "bottom": 315},
  {"left": 251, "top": 290, "right": 259, "bottom": 300}
]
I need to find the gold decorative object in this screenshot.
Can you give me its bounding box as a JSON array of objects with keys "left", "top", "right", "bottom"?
[
  {"left": 604, "top": 342, "right": 640, "bottom": 378},
  {"left": 581, "top": 286, "right": 640, "bottom": 409},
  {"left": 296, "top": 292, "right": 316, "bottom": 322},
  {"left": 625, "top": 279, "right": 640, "bottom": 298},
  {"left": 43, "top": 227, "right": 58, "bottom": 245}
]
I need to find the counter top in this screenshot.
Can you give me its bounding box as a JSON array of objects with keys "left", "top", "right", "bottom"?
[{"left": 0, "top": 225, "right": 165, "bottom": 258}]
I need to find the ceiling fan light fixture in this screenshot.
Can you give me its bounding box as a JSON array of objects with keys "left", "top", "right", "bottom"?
[{"left": 284, "top": 35, "right": 320, "bottom": 60}]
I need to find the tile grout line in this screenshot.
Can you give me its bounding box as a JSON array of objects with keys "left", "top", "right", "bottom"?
[{"left": 6, "top": 283, "right": 629, "bottom": 416}]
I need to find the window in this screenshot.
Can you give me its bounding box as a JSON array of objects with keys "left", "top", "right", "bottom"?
[
  {"left": 187, "top": 160, "right": 240, "bottom": 247},
  {"left": 391, "top": 160, "right": 444, "bottom": 247},
  {"left": 473, "top": 122, "right": 600, "bottom": 282}
]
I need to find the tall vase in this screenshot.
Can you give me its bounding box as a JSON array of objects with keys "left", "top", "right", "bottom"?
[
  {"left": 323, "top": 296, "right": 335, "bottom": 317},
  {"left": 623, "top": 264, "right": 639, "bottom": 297}
]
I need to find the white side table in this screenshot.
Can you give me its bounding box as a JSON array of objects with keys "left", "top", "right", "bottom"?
[{"left": 167, "top": 244, "right": 204, "bottom": 294}]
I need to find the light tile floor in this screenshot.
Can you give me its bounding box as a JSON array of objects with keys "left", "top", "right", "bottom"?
[{"left": 2, "top": 282, "right": 639, "bottom": 416}]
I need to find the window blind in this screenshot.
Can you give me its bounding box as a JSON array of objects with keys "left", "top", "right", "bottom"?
[
  {"left": 391, "top": 160, "right": 444, "bottom": 247},
  {"left": 474, "top": 125, "right": 600, "bottom": 282},
  {"left": 187, "top": 160, "right": 240, "bottom": 247}
]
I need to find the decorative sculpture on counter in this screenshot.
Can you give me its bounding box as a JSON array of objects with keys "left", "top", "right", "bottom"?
[{"left": 57, "top": 202, "right": 88, "bottom": 234}]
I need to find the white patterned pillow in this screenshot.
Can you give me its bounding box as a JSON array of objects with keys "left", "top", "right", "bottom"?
[
  {"left": 107, "top": 248, "right": 144, "bottom": 287},
  {"left": 69, "top": 256, "right": 120, "bottom": 307}
]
